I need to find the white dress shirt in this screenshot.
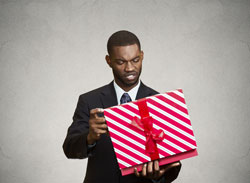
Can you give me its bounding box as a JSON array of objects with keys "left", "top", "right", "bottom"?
[{"left": 113, "top": 80, "right": 141, "bottom": 104}]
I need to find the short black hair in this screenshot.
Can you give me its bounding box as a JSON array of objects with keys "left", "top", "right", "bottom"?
[{"left": 107, "top": 30, "right": 141, "bottom": 55}]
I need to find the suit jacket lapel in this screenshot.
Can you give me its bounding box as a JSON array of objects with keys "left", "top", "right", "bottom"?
[
  {"left": 136, "top": 81, "right": 158, "bottom": 100},
  {"left": 100, "top": 81, "right": 118, "bottom": 109}
]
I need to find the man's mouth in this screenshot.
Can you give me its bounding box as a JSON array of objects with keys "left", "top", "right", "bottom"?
[{"left": 125, "top": 74, "right": 136, "bottom": 80}]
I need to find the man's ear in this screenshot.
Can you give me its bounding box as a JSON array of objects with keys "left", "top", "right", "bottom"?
[
  {"left": 140, "top": 50, "right": 144, "bottom": 61},
  {"left": 105, "top": 55, "right": 112, "bottom": 68}
]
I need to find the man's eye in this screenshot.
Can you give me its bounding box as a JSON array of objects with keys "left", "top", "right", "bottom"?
[
  {"left": 117, "top": 60, "right": 124, "bottom": 65},
  {"left": 132, "top": 58, "right": 139, "bottom": 62}
]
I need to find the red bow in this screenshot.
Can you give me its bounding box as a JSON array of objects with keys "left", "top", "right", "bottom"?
[{"left": 131, "top": 99, "right": 165, "bottom": 160}]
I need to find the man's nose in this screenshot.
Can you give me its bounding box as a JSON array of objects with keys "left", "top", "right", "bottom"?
[{"left": 124, "top": 61, "right": 134, "bottom": 72}]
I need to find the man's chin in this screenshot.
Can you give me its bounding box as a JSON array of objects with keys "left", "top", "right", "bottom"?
[{"left": 123, "top": 78, "right": 139, "bottom": 87}]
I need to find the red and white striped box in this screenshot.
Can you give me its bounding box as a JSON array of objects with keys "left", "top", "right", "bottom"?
[{"left": 104, "top": 89, "right": 198, "bottom": 176}]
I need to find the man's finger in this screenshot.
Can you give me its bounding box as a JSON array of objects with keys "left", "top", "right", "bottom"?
[
  {"left": 159, "top": 169, "right": 165, "bottom": 177},
  {"left": 165, "top": 162, "right": 181, "bottom": 171},
  {"left": 134, "top": 168, "right": 140, "bottom": 177},
  {"left": 154, "top": 160, "right": 160, "bottom": 172},
  {"left": 159, "top": 161, "right": 181, "bottom": 177},
  {"left": 142, "top": 163, "right": 147, "bottom": 176},
  {"left": 94, "top": 124, "right": 108, "bottom": 131},
  {"left": 94, "top": 129, "right": 108, "bottom": 136},
  {"left": 153, "top": 160, "right": 160, "bottom": 178},
  {"left": 96, "top": 123, "right": 108, "bottom": 130},
  {"left": 94, "top": 117, "right": 106, "bottom": 124},
  {"left": 90, "top": 108, "right": 104, "bottom": 118},
  {"left": 147, "top": 161, "right": 153, "bottom": 177}
]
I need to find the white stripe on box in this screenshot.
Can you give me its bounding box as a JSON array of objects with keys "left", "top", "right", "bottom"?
[
  {"left": 159, "top": 154, "right": 164, "bottom": 158},
  {"left": 154, "top": 124, "right": 197, "bottom": 149},
  {"left": 108, "top": 126, "right": 145, "bottom": 150},
  {"left": 105, "top": 109, "right": 131, "bottom": 123},
  {"left": 151, "top": 97, "right": 190, "bottom": 120},
  {"left": 162, "top": 94, "right": 187, "bottom": 109},
  {"left": 105, "top": 116, "right": 146, "bottom": 141},
  {"left": 162, "top": 139, "right": 186, "bottom": 152},
  {"left": 149, "top": 111, "right": 195, "bottom": 141},
  {"left": 172, "top": 90, "right": 184, "bottom": 98},
  {"left": 116, "top": 105, "right": 141, "bottom": 119},
  {"left": 113, "top": 147, "right": 142, "bottom": 165},
  {"left": 127, "top": 102, "right": 139, "bottom": 110},
  {"left": 112, "top": 138, "right": 151, "bottom": 161},
  {"left": 157, "top": 144, "right": 175, "bottom": 155},
  {"left": 116, "top": 157, "right": 131, "bottom": 168}
]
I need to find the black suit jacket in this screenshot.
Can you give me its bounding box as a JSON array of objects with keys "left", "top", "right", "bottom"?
[{"left": 63, "top": 81, "right": 181, "bottom": 183}]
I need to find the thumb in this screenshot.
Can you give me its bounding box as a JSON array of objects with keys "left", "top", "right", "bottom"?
[{"left": 159, "top": 162, "right": 181, "bottom": 176}]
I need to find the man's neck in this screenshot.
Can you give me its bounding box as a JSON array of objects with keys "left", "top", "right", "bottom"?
[{"left": 114, "top": 79, "right": 139, "bottom": 92}]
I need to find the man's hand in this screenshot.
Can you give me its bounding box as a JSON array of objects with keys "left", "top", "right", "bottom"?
[
  {"left": 87, "top": 108, "right": 108, "bottom": 145},
  {"left": 134, "top": 160, "right": 181, "bottom": 180}
]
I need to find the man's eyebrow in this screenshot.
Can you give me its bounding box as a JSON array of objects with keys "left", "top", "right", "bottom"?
[
  {"left": 114, "top": 56, "right": 140, "bottom": 61},
  {"left": 114, "top": 58, "right": 126, "bottom": 61},
  {"left": 131, "top": 56, "right": 140, "bottom": 60}
]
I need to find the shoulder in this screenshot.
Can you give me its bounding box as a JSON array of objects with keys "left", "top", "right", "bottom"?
[
  {"left": 137, "top": 81, "right": 159, "bottom": 99},
  {"left": 142, "top": 83, "right": 159, "bottom": 95},
  {"left": 78, "top": 82, "right": 112, "bottom": 103}
]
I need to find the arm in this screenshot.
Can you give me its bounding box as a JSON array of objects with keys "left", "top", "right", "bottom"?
[
  {"left": 63, "top": 96, "right": 108, "bottom": 159},
  {"left": 63, "top": 95, "right": 90, "bottom": 159}
]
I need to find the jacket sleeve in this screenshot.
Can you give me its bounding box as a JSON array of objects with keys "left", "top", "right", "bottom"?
[
  {"left": 63, "top": 95, "right": 90, "bottom": 159},
  {"left": 164, "top": 161, "right": 182, "bottom": 183}
]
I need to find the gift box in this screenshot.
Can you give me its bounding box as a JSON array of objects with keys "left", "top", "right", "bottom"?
[{"left": 104, "top": 89, "right": 198, "bottom": 176}]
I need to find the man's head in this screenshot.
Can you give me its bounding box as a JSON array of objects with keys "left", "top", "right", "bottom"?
[{"left": 106, "top": 30, "right": 144, "bottom": 92}]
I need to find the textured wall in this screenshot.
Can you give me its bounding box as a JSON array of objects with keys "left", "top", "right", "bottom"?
[{"left": 0, "top": 0, "right": 250, "bottom": 182}]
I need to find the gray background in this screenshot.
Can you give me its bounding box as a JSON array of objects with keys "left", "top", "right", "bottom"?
[{"left": 0, "top": 0, "right": 250, "bottom": 182}]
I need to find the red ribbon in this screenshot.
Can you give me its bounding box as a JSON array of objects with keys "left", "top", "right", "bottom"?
[{"left": 131, "top": 98, "right": 165, "bottom": 160}]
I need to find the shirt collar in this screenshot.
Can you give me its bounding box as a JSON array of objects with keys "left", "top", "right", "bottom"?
[{"left": 113, "top": 80, "right": 141, "bottom": 105}]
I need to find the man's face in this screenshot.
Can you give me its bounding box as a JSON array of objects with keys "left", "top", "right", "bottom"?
[{"left": 106, "top": 44, "right": 143, "bottom": 91}]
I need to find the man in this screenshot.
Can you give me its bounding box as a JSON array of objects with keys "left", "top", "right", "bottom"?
[{"left": 63, "top": 30, "right": 181, "bottom": 183}]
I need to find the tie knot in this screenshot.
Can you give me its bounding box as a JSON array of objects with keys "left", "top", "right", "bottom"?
[{"left": 120, "top": 93, "right": 131, "bottom": 104}]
